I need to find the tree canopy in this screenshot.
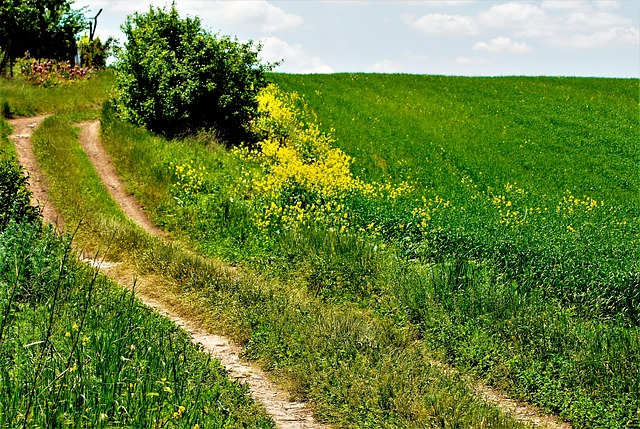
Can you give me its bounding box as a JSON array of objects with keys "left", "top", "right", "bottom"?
[
  {"left": 0, "top": 0, "right": 86, "bottom": 76},
  {"left": 114, "top": 4, "right": 275, "bottom": 145}
]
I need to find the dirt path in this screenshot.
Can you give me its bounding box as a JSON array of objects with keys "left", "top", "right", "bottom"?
[
  {"left": 9, "top": 118, "right": 331, "bottom": 429},
  {"left": 8, "top": 116, "right": 572, "bottom": 429},
  {"left": 8, "top": 116, "right": 64, "bottom": 232},
  {"left": 77, "top": 121, "right": 167, "bottom": 238}
]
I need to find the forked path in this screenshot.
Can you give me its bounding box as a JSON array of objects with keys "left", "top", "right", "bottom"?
[
  {"left": 9, "top": 117, "right": 331, "bottom": 429},
  {"left": 8, "top": 117, "right": 571, "bottom": 429}
]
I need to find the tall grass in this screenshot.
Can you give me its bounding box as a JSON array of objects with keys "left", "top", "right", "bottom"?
[
  {"left": 0, "top": 221, "right": 274, "bottom": 428},
  {"left": 27, "top": 100, "right": 533, "bottom": 428},
  {"left": 97, "top": 76, "right": 639, "bottom": 428},
  {"left": 0, "top": 69, "right": 114, "bottom": 120}
]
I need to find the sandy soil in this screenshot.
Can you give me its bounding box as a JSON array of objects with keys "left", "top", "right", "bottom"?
[{"left": 7, "top": 116, "right": 572, "bottom": 429}]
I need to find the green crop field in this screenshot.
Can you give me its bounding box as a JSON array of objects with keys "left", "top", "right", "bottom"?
[
  {"left": 262, "top": 74, "right": 640, "bottom": 426},
  {"left": 2, "top": 68, "right": 639, "bottom": 428},
  {"left": 102, "top": 73, "right": 637, "bottom": 428},
  {"left": 271, "top": 73, "right": 639, "bottom": 322},
  {"left": 271, "top": 74, "right": 637, "bottom": 200}
]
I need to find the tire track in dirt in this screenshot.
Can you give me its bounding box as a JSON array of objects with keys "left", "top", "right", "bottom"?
[
  {"left": 9, "top": 117, "right": 332, "bottom": 429},
  {"left": 8, "top": 116, "right": 572, "bottom": 429},
  {"left": 77, "top": 121, "right": 168, "bottom": 238},
  {"left": 8, "top": 115, "right": 64, "bottom": 232}
]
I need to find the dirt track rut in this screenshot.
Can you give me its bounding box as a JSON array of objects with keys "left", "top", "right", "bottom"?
[
  {"left": 9, "top": 117, "right": 331, "bottom": 429},
  {"left": 8, "top": 115, "right": 63, "bottom": 231},
  {"left": 7, "top": 116, "right": 571, "bottom": 429}
]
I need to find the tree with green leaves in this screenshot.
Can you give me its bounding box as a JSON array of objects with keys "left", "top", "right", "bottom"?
[
  {"left": 114, "top": 4, "right": 275, "bottom": 145},
  {"left": 0, "top": 0, "right": 86, "bottom": 76},
  {"left": 78, "top": 34, "right": 115, "bottom": 69}
]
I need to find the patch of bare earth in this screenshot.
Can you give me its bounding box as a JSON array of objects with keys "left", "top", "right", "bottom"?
[
  {"left": 476, "top": 385, "right": 571, "bottom": 429},
  {"left": 9, "top": 116, "right": 572, "bottom": 429},
  {"left": 8, "top": 115, "right": 64, "bottom": 232}
]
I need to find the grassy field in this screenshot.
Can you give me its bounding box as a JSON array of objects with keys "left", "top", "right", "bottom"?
[
  {"left": 61, "top": 98, "right": 529, "bottom": 429},
  {"left": 2, "top": 69, "right": 639, "bottom": 428},
  {"left": 265, "top": 74, "right": 640, "bottom": 426},
  {"left": 0, "top": 72, "right": 533, "bottom": 428},
  {"left": 0, "top": 69, "right": 114, "bottom": 121},
  {"left": 96, "top": 73, "right": 638, "bottom": 428},
  {"left": 270, "top": 73, "right": 638, "bottom": 322},
  {"left": 0, "top": 73, "right": 274, "bottom": 428}
]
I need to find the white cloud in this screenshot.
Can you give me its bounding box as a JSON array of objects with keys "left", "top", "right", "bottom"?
[
  {"left": 479, "top": 2, "right": 549, "bottom": 27},
  {"left": 476, "top": 1, "right": 636, "bottom": 48},
  {"left": 474, "top": 37, "right": 532, "bottom": 54},
  {"left": 565, "top": 11, "right": 630, "bottom": 28},
  {"left": 349, "top": 0, "right": 474, "bottom": 5},
  {"left": 259, "top": 37, "right": 333, "bottom": 73},
  {"left": 553, "top": 26, "right": 640, "bottom": 48},
  {"left": 455, "top": 56, "right": 489, "bottom": 65},
  {"left": 185, "top": 1, "right": 303, "bottom": 33},
  {"left": 541, "top": 1, "right": 589, "bottom": 11},
  {"left": 372, "top": 59, "right": 404, "bottom": 73},
  {"left": 405, "top": 13, "right": 479, "bottom": 35},
  {"left": 77, "top": 1, "right": 303, "bottom": 33},
  {"left": 79, "top": 0, "right": 172, "bottom": 13},
  {"left": 594, "top": 0, "right": 620, "bottom": 11}
]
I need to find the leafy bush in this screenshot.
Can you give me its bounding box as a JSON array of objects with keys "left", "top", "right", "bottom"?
[
  {"left": 0, "top": 156, "right": 40, "bottom": 231},
  {"left": 78, "top": 34, "right": 115, "bottom": 69},
  {"left": 114, "top": 4, "right": 274, "bottom": 144}
]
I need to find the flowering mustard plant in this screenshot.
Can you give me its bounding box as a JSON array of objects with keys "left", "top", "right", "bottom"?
[
  {"left": 170, "top": 162, "right": 208, "bottom": 206},
  {"left": 236, "top": 84, "right": 426, "bottom": 236}
]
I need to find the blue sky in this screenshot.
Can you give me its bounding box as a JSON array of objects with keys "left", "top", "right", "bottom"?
[{"left": 75, "top": 0, "right": 640, "bottom": 77}]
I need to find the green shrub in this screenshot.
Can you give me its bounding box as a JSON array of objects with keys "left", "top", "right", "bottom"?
[
  {"left": 114, "top": 4, "right": 274, "bottom": 144},
  {"left": 78, "top": 34, "right": 115, "bottom": 69},
  {"left": 0, "top": 156, "right": 40, "bottom": 231}
]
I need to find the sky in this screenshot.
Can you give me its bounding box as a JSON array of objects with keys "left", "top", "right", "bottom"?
[{"left": 73, "top": 0, "right": 640, "bottom": 78}]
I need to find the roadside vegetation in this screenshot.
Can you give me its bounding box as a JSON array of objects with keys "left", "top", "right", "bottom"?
[
  {"left": 2, "top": 2, "right": 637, "bottom": 428},
  {"left": 12, "top": 61, "right": 531, "bottom": 429},
  {"left": 0, "top": 0, "right": 85, "bottom": 77},
  {"left": 98, "top": 73, "right": 639, "bottom": 429},
  {"left": 0, "top": 138, "right": 274, "bottom": 427}
]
